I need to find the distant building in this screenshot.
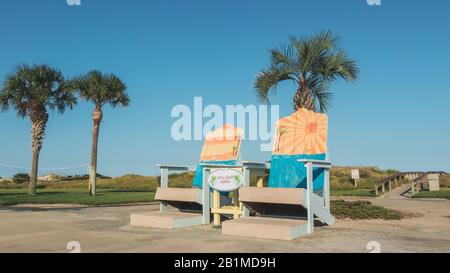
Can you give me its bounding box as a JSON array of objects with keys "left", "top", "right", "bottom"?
[
  {"left": 0, "top": 177, "right": 13, "bottom": 182},
  {"left": 38, "top": 174, "right": 62, "bottom": 182}
]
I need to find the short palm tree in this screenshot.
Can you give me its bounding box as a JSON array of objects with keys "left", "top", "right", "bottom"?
[
  {"left": 72, "top": 71, "right": 129, "bottom": 196},
  {"left": 255, "top": 31, "right": 359, "bottom": 112},
  {"left": 0, "top": 64, "right": 76, "bottom": 195}
]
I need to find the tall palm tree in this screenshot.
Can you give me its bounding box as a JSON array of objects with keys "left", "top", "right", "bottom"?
[
  {"left": 72, "top": 71, "right": 129, "bottom": 196},
  {"left": 255, "top": 31, "right": 359, "bottom": 112},
  {"left": 0, "top": 64, "right": 77, "bottom": 195}
]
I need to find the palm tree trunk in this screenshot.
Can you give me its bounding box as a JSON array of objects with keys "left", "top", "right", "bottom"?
[
  {"left": 29, "top": 150, "right": 40, "bottom": 195},
  {"left": 89, "top": 106, "right": 103, "bottom": 196},
  {"left": 29, "top": 109, "right": 48, "bottom": 195},
  {"left": 294, "top": 80, "right": 315, "bottom": 111}
]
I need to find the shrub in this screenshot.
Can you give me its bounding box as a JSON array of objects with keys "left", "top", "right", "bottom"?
[
  {"left": 61, "top": 173, "right": 111, "bottom": 181},
  {"left": 331, "top": 200, "right": 402, "bottom": 220},
  {"left": 13, "top": 173, "right": 30, "bottom": 184},
  {"left": 440, "top": 175, "right": 450, "bottom": 188}
]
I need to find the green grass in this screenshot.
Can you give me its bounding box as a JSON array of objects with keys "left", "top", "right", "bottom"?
[
  {"left": 412, "top": 189, "right": 450, "bottom": 200},
  {"left": 0, "top": 189, "right": 155, "bottom": 206},
  {"left": 331, "top": 189, "right": 376, "bottom": 197},
  {"left": 331, "top": 200, "right": 402, "bottom": 220}
]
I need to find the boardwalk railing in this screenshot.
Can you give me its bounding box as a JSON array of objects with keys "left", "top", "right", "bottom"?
[{"left": 374, "top": 171, "right": 448, "bottom": 196}]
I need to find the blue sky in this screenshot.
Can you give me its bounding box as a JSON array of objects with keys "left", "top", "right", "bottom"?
[{"left": 0, "top": 0, "right": 449, "bottom": 177}]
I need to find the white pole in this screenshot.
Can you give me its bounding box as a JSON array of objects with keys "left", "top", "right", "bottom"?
[
  {"left": 306, "top": 162, "right": 314, "bottom": 234},
  {"left": 324, "top": 168, "right": 330, "bottom": 212},
  {"left": 160, "top": 168, "right": 168, "bottom": 212},
  {"left": 242, "top": 166, "right": 250, "bottom": 217},
  {"left": 202, "top": 168, "right": 211, "bottom": 225}
]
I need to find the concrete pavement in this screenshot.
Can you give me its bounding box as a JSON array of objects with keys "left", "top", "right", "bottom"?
[{"left": 0, "top": 197, "right": 449, "bottom": 253}]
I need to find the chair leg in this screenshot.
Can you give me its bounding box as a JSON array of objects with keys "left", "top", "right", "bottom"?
[{"left": 213, "top": 190, "right": 221, "bottom": 226}]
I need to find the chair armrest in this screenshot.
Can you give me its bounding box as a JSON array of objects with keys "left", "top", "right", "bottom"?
[
  {"left": 156, "top": 164, "right": 197, "bottom": 171},
  {"left": 242, "top": 161, "right": 270, "bottom": 170},
  {"left": 199, "top": 163, "right": 242, "bottom": 168},
  {"left": 298, "top": 159, "right": 332, "bottom": 169}
]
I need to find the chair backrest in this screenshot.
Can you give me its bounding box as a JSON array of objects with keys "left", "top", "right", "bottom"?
[
  {"left": 268, "top": 108, "right": 328, "bottom": 190},
  {"left": 192, "top": 124, "right": 243, "bottom": 188}
]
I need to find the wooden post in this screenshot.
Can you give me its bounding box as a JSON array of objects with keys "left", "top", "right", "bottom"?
[
  {"left": 256, "top": 177, "right": 264, "bottom": 188},
  {"left": 375, "top": 185, "right": 378, "bottom": 196},
  {"left": 389, "top": 181, "right": 392, "bottom": 191},
  {"left": 232, "top": 190, "right": 240, "bottom": 219},
  {"left": 382, "top": 183, "right": 385, "bottom": 193},
  {"left": 213, "top": 190, "right": 221, "bottom": 226}
]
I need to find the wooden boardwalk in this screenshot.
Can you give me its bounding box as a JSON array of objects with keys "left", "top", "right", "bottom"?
[{"left": 374, "top": 171, "right": 447, "bottom": 197}]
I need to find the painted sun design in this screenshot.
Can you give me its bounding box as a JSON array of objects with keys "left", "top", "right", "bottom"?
[{"left": 273, "top": 108, "right": 328, "bottom": 155}]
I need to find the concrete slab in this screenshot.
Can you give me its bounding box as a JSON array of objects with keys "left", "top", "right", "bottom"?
[
  {"left": 130, "top": 211, "right": 202, "bottom": 229},
  {"left": 0, "top": 197, "right": 450, "bottom": 252}
]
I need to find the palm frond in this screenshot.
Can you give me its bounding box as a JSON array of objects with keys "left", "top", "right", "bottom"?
[
  {"left": 317, "top": 50, "right": 359, "bottom": 82},
  {"left": 72, "top": 70, "right": 129, "bottom": 108},
  {"left": 255, "top": 31, "right": 359, "bottom": 112},
  {"left": 0, "top": 64, "right": 75, "bottom": 117},
  {"left": 254, "top": 67, "right": 294, "bottom": 103}
]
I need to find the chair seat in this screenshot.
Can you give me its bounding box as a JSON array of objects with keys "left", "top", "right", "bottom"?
[{"left": 239, "top": 187, "right": 305, "bottom": 205}]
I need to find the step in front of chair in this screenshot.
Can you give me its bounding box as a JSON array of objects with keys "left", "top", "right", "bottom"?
[
  {"left": 130, "top": 211, "right": 203, "bottom": 229},
  {"left": 155, "top": 187, "right": 202, "bottom": 204},
  {"left": 222, "top": 217, "right": 308, "bottom": 240}
]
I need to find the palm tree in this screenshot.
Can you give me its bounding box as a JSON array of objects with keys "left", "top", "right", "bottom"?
[
  {"left": 0, "top": 64, "right": 76, "bottom": 195},
  {"left": 255, "top": 31, "right": 359, "bottom": 112},
  {"left": 72, "top": 71, "right": 129, "bottom": 196}
]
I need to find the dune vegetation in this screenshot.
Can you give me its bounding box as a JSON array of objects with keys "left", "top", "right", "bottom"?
[{"left": 0, "top": 166, "right": 400, "bottom": 196}]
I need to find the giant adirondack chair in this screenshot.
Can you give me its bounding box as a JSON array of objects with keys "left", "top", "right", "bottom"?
[
  {"left": 222, "top": 108, "right": 335, "bottom": 240},
  {"left": 130, "top": 124, "right": 243, "bottom": 229}
]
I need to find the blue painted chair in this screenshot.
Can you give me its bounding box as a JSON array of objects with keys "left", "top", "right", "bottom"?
[
  {"left": 222, "top": 109, "right": 335, "bottom": 240},
  {"left": 130, "top": 124, "right": 243, "bottom": 229}
]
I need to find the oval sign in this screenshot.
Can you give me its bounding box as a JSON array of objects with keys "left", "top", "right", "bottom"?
[{"left": 208, "top": 168, "right": 244, "bottom": 192}]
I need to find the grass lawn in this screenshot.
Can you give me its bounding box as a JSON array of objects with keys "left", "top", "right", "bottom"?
[
  {"left": 0, "top": 189, "right": 155, "bottom": 206},
  {"left": 331, "top": 189, "right": 376, "bottom": 197},
  {"left": 412, "top": 189, "right": 450, "bottom": 200}
]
